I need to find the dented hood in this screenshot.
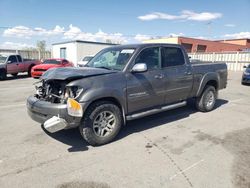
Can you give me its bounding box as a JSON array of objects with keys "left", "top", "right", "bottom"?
[{"left": 41, "top": 67, "right": 117, "bottom": 81}]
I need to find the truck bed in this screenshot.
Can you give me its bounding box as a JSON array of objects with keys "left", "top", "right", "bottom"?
[{"left": 190, "top": 61, "right": 228, "bottom": 96}]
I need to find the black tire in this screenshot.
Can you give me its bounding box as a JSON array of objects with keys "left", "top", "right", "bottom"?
[
  {"left": 195, "top": 85, "right": 217, "bottom": 112},
  {"left": 79, "top": 101, "right": 122, "bottom": 146},
  {"left": 28, "top": 65, "right": 34, "bottom": 77},
  {"left": 11, "top": 73, "right": 18, "bottom": 77},
  {"left": 0, "top": 69, "right": 7, "bottom": 80}
]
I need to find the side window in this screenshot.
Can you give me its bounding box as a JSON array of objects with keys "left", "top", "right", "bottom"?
[
  {"left": 8, "top": 55, "right": 18, "bottom": 63},
  {"left": 161, "top": 47, "right": 185, "bottom": 68},
  {"left": 17, "top": 55, "right": 22, "bottom": 62},
  {"left": 135, "top": 47, "right": 160, "bottom": 70}
]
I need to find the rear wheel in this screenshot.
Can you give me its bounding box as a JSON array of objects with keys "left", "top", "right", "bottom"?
[
  {"left": 195, "top": 85, "right": 217, "bottom": 112},
  {"left": 79, "top": 101, "right": 122, "bottom": 146},
  {"left": 28, "top": 65, "right": 34, "bottom": 77}
]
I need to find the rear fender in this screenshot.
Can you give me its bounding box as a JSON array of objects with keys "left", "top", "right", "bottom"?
[{"left": 196, "top": 73, "right": 219, "bottom": 97}]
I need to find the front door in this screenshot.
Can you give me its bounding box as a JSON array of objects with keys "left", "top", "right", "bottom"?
[
  {"left": 6, "top": 55, "right": 19, "bottom": 74},
  {"left": 126, "top": 47, "right": 165, "bottom": 114}
]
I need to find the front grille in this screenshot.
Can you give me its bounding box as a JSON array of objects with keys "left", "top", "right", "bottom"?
[{"left": 34, "top": 69, "right": 46, "bottom": 71}]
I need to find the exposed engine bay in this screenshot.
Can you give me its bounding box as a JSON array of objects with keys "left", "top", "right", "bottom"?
[{"left": 34, "top": 80, "right": 82, "bottom": 104}]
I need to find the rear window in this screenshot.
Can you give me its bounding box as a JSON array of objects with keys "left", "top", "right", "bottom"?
[{"left": 43, "top": 60, "right": 61, "bottom": 64}]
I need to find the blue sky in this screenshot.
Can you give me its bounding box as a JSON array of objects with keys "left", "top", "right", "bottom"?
[{"left": 0, "top": 0, "right": 250, "bottom": 49}]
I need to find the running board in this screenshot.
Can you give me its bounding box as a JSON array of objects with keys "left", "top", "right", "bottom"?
[{"left": 126, "top": 101, "right": 187, "bottom": 121}]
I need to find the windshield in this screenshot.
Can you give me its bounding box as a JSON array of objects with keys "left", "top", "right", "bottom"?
[
  {"left": 86, "top": 48, "right": 135, "bottom": 71},
  {"left": 0, "top": 55, "right": 7, "bottom": 64},
  {"left": 82, "top": 56, "right": 93, "bottom": 61},
  {"left": 43, "top": 59, "right": 61, "bottom": 65}
]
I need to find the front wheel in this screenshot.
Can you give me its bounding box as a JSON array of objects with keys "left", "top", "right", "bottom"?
[
  {"left": 79, "top": 101, "right": 122, "bottom": 146},
  {"left": 0, "top": 70, "right": 7, "bottom": 80},
  {"left": 195, "top": 85, "right": 217, "bottom": 112}
]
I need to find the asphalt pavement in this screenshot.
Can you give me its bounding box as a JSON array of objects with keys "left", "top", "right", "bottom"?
[{"left": 0, "top": 71, "right": 249, "bottom": 188}]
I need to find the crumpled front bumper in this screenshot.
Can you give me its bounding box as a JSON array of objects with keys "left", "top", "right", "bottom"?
[{"left": 26, "top": 96, "right": 83, "bottom": 128}]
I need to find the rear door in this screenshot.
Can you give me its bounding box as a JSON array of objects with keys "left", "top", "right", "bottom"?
[
  {"left": 126, "top": 47, "right": 166, "bottom": 113},
  {"left": 161, "top": 46, "right": 193, "bottom": 104},
  {"left": 6, "top": 55, "right": 19, "bottom": 74},
  {"left": 16, "top": 55, "right": 26, "bottom": 72}
]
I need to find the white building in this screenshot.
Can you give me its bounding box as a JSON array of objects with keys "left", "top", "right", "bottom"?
[{"left": 52, "top": 40, "right": 116, "bottom": 66}]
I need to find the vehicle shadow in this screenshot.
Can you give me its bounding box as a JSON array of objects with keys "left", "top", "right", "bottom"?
[
  {"left": 43, "top": 99, "right": 228, "bottom": 152},
  {"left": 42, "top": 126, "right": 89, "bottom": 152},
  {"left": 116, "top": 99, "right": 228, "bottom": 141},
  {"left": 1, "top": 74, "right": 30, "bottom": 81}
]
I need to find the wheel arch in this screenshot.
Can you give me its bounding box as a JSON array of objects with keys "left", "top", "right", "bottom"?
[
  {"left": 196, "top": 73, "right": 219, "bottom": 97},
  {"left": 84, "top": 97, "right": 126, "bottom": 126}
]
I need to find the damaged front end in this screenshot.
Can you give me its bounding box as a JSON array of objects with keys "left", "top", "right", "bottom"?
[
  {"left": 34, "top": 79, "right": 83, "bottom": 104},
  {"left": 27, "top": 67, "right": 116, "bottom": 132},
  {"left": 27, "top": 79, "right": 85, "bottom": 133}
]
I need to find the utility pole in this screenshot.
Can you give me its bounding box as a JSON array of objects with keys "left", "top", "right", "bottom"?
[{"left": 206, "top": 21, "right": 212, "bottom": 38}]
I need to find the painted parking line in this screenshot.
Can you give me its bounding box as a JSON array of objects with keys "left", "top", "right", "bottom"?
[
  {"left": 0, "top": 103, "right": 26, "bottom": 109},
  {"left": 169, "top": 159, "right": 204, "bottom": 180}
]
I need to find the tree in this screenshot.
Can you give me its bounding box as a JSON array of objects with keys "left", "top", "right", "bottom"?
[{"left": 36, "top": 40, "right": 46, "bottom": 52}]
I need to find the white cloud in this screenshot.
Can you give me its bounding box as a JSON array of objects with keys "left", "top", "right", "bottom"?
[
  {"left": 0, "top": 42, "right": 34, "bottom": 49},
  {"left": 138, "top": 10, "right": 222, "bottom": 22},
  {"left": 168, "top": 32, "right": 184, "bottom": 37},
  {"left": 3, "top": 25, "right": 65, "bottom": 38},
  {"left": 134, "top": 34, "right": 151, "bottom": 42},
  {"left": 63, "top": 25, "right": 127, "bottom": 43},
  {"left": 224, "top": 24, "right": 236, "bottom": 27},
  {"left": 223, "top": 32, "right": 250, "bottom": 39}
]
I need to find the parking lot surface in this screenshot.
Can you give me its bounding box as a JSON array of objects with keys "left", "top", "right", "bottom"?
[{"left": 0, "top": 72, "right": 249, "bottom": 188}]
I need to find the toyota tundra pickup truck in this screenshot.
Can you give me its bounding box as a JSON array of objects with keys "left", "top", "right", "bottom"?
[
  {"left": 0, "top": 54, "right": 40, "bottom": 79},
  {"left": 27, "top": 43, "right": 227, "bottom": 146}
]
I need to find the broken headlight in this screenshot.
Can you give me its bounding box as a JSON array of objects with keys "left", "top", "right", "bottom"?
[{"left": 65, "top": 86, "right": 84, "bottom": 99}]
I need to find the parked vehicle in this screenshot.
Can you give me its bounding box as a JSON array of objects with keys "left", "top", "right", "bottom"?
[
  {"left": 242, "top": 64, "right": 250, "bottom": 85},
  {"left": 77, "top": 55, "right": 94, "bottom": 67},
  {"left": 31, "top": 58, "right": 73, "bottom": 78},
  {"left": 27, "top": 43, "right": 228, "bottom": 146},
  {"left": 0, "top": 54, "right": 40, "bottom": 79}
]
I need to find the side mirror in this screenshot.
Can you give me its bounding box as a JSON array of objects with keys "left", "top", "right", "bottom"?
[
  {"left": 243, "top": 65, "right": 247, "bottom": 68},
  {"left": 131, "top": 63, "right": 147, "bottom": 73},
  {"left": 7, "top": 61, "right": 12, "bottom": 64}
]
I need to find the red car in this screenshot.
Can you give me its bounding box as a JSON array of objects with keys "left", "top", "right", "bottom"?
[{"left": 31, "top": 58, "right": 73, "bottom": 78}]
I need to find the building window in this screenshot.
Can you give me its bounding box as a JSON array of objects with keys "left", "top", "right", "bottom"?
[
  {"left": 197, "top": 45, "right": 207, "bottom": 52},
  {"left": 181, "top": 43, "right": 193, "bottom": 53},
  {"left": 60, "top": 48, "right": 66, "bottom": 59}
]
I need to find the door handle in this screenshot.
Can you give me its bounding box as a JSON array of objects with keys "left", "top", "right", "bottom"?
[
  {"left": 185, "top": 71, "right": 192, "bottom": 75},
  {"left": 154, "top": 74, "right": 164, "bottom": 79}
]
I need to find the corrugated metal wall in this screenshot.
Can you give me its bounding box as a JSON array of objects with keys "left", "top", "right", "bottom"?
[{"left": 189, "top": 52, "right": 250, "bottom": 71}]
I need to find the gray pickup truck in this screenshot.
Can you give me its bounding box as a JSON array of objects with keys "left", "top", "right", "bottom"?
[
  {"left": 0, "top": 54, "right": 40, "bottom": 79},
  {"left": 27, "top": 43, "right": 227, "bottom": 146}
]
